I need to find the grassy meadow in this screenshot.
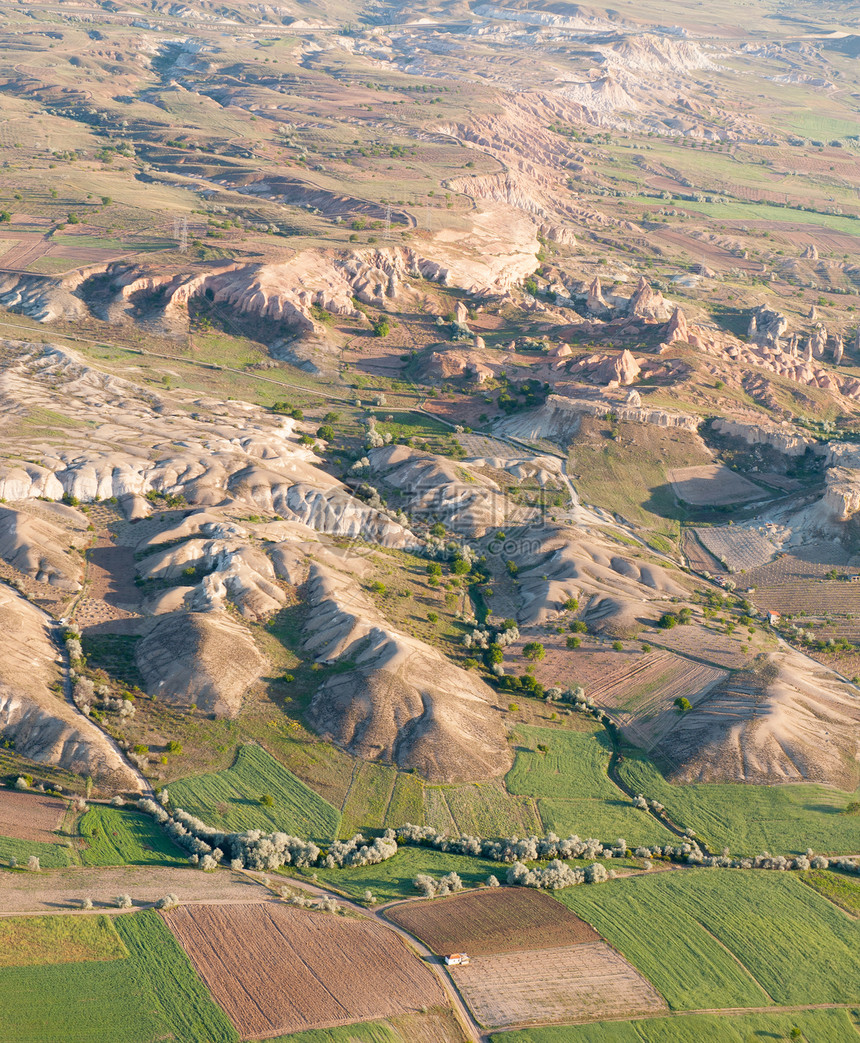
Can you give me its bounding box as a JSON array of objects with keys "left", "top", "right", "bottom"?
[{"left": 617, "top": 755, "right": 860, "bottom": 855}]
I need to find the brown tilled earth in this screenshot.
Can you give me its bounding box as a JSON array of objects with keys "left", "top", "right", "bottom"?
[
  {"left": 449, "top": 941, "right": 666, "bottom": 1028},
  {"left": 385, "top": 887, "right": 598, "bottom": 956},
  {"left": 0, "top": 791, "right": 67, "bottom": 844},
  {"left": 163, "top": 902, "right": 447, "bottom": 1038}
]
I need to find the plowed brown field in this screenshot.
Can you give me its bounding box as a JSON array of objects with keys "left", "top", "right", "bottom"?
[
  {"left": 162, "top": 902, "right": 446, "bottom": 1038},
  {"left": 449, "top": 941, "right": 666, "bottom": 1028},
  {"left": 0, "top": 790, "right": 66, "bottom": 843},
  {"left": 386, "top": 887, "right": 597, "bottom": 956}
]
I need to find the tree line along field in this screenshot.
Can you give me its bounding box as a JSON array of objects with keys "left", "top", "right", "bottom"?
[
  {"left": 617, "top": 754, "right": 860, "bottom": 855},
  {"left": 168, "top": 744, "right": 342, "bottom": 842},
  {"left": 557, "top": 869, "right": 860, "bottom": 1012},
  {"left": 490, "top": 1008, "right": 860, "bottom": 1043},
  {"left": 0, "top": 911, "right": 236, "bottom": 1043}
]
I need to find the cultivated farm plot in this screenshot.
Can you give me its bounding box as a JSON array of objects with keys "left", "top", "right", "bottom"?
[
  {"left": 560, "top": 869, "right": 860, "bottom": 1011},
  {"left": 667, "top": 465, "right": 768, "bottom": 506},
  {"left": 744, "top": 553, "right": 860, "bottom": 622},
  {"left": 423, "top": 780, "right": 542, "bottom": 838},
  {"left": 506, "top": 725, "right": 674, "bottom": 845},
  {"left": 692, "top": 527, "right": 777, "bottom": 572},
  {"left": 0, "top": 790, "right": 66, "bottom": 843},
  {"left": 582, "top": 650, "right": 726, "bottom": 748},
  {"left": 386, "top": 887, "right": 598, "bottom": 957},
  {"left": 163, "top": 902, "right": 447, "bottom": 1038},
  {"left": 450, "top": 942, "right": 665, "bottom": 1028},
  {"left": 168, "top": 744, "right": 341, "bottom": 842}
]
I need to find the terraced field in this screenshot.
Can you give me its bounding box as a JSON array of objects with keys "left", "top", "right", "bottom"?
[
  {"left": 169, "top": 744, "right": 341, "bottom": 842},
  {"left": 692, "top": 527, "right": 777, "bottom": 572},
  {"left": 582, "top": 650, "right": 726, "bottom": 747}
]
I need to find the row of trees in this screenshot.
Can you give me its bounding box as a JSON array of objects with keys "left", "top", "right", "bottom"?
[{"left": 134, "top": 798, "right": 860, "bottom": 890}]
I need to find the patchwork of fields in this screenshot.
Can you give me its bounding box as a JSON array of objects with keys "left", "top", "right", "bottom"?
[
  {"left": 558, "top": 870, "right": 860, "bottom": 1011},
  {"left": 163, "top": 902, "right": 446, "bottom": 1037},
  {"left": 0, "top": 911, "right": 236, "bottom": 1043}
]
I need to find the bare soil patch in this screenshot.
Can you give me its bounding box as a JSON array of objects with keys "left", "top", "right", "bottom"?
[
  {"left": 163, "top": 902, "right": 446, "bottom": 1038},
  {"left": 449, "top": 941, "right": 666, "bottom": 1028},
  {"left": 0, "top": 865, "right": 268, "bottom": 915},
  {"left": 692, "top": 526, "right": 777, "bottom": 572},
  {"left": 667, "top": 464, "right": 767, "bottom": 506},
  {"left": 386, "top": 887, "right": 597, "bottom": 956},
  {"left": 0, "top": 790, "right": 66, "bottom": 844}
]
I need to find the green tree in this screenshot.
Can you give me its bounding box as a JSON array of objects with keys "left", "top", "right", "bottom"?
[{"left": 522, "top": 641, "right": 546, "bottom": 662}]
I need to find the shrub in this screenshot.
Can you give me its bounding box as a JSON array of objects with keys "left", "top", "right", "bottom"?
[
  {"left": 657, "top": 613, "right": 678, "bottom": 629},
  {"left": 316, "top": 424, "right": 335, "bottom": 441},
  {"left": 522, "top": 641, "right": 546, "bottom": 662},
  {"left": 570, "top": 620, "right": 587, "bottom": 633},
  {"left": 166, "top": 741, "right": 183, "bottom": 754},
  {"left": 563, "top": 597, "right": 579, "bottom": 611},
  {"left": 612, "top": 641, "right": 624, "bottom": 651}
]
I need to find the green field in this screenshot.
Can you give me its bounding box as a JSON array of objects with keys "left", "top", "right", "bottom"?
[
  {"left": 78, "top": 806, "right": 186, "bottom": 867},
  {"left": 491, "top": 1008, "right": 860, "bottom": 1043},
  {"left": 296, "top": 845, "right": 505, "bottom": 903},
  {"left": 558, "top": 869, "right": 860, "bottom": 1010},
  {"left": 423, "top": 781, "right": 542, "bottom": 838},
  {"left": 0, "top": 911, "right": 237, "bottom": 1043},
  {"left": 800, "top": 868, "right": 860, "bottom": 917},
  {"left": 0, "top": 833, "right": 74, "bottom": 869},
  {"left": 617, "top": 755, "right": 860, "bottom": 855},
  {"left": 169, "top": 744, "right": 341, "bottom": 842},
  {"left": 383, "top": 773, "right": 425, "bottom": 829},
  {"left": 506, "top": 726, "right": 674, "bottom": 846},
  {"left": 339, "top": 761, "right": 398, "bottom": 838},
  {"left": 0, "top": 916, "right": 127, "bottom": 967},
  {"left": 114, "top": 911, "right": 237, "bottom": 1043}
]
